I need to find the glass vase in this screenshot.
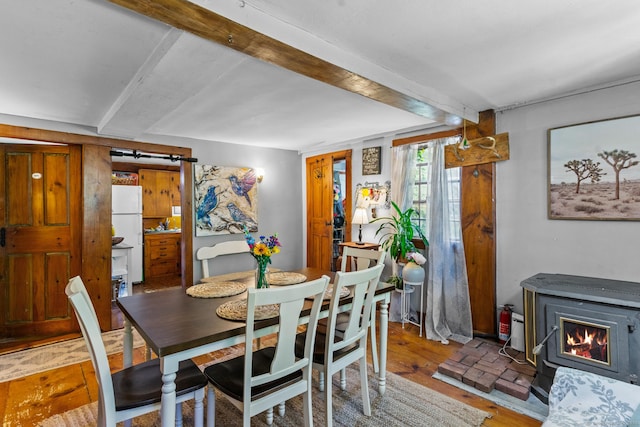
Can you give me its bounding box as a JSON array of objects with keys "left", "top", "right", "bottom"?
[{"left": 255, "top": 260, "right": 270, "bottom": 289}]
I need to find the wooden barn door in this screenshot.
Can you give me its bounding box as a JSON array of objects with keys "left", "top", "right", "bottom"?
[{"left": 0, "top": 144, "right": 82, "bottom": 340}]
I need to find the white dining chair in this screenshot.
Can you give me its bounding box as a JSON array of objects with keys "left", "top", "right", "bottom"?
[
  {"left": 296, "top": 264, "right": 384, "bottom": 427},
  {"left": 197, "top": 240, "right": 250, "bottom": 278},
  {"left": 203, "top": 276, "right": 330, "bottom": 427},
  {"left": 65, "top": 276, "right": 207, "bottom": 427},
  {"left": 338, "top": 247, "right": 386, "bottom": 374}
]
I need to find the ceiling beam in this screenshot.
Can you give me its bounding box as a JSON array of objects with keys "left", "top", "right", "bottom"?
[{"left": 108, "top": 0, "right": 464, "bottom": 124}]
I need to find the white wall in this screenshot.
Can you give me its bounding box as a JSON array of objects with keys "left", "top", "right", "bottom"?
[
  {"left": 309, "top": 81, "right": 640, "bottom": 317},
  {"left": 496, "top": 81, "right": 640, "bottom": 313},
  {"left": 146, "top": 135, "right": 304, "bottom": 281}
]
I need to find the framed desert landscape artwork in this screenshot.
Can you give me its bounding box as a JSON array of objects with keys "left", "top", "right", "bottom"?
[{"left": 548, "top": 115, "right": 640, "bottom": 220}]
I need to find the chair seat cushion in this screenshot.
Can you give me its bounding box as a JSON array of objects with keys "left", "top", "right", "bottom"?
[
  {"left": 295, "top": 331, "right": 359, "bottom": 365},
  {"left": 112, "top": 359, "right": 207, "bottom": 411},
  {"left": 204, "top": 347, "right": 302, "bottom": 402}
]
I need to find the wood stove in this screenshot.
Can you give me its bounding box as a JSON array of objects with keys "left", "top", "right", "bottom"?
[{"left": 521, "top": 273, "right": 640, "bottom": 403}]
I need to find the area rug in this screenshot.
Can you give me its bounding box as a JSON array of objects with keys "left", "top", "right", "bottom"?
[
  {"left": 40, "top": 364, "right": 491, "bottom": 426},
  {"left": 0, "top": 328, "right": 145, "bottom": 383},
  {"left": 433, "top": 371, "right": 548, "bottom": 422}
]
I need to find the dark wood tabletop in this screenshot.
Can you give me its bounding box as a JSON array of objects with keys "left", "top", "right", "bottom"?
[{"left": 116, "top": 267, "right": 394, "bottom": 357}]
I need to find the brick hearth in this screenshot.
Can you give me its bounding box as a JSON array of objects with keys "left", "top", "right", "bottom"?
[{"left": 437, "top": 338, "right": 537, "bottom": 400}]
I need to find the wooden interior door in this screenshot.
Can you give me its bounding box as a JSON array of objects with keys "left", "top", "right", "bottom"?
[
  {"left": 306, "top": 154, "right": 332, "bottom": 270},
  {"left": 306, "top": 151, "right": 351, "bottom": 270},
  {"left": 0, "top": 144, "right": 82, "bottom": 339}
]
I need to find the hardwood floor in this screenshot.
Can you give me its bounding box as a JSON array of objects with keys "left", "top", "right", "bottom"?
[{"left": 0, "top": 312, "right": 542, "bottom": 426}]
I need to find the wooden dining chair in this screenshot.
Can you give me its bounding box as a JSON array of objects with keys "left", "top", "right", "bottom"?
[
  {"left": 203, "top": 276, "right": 330, "bottom": 427},
  {"left": 197, "top": 240, "right": 250, "bottom": 278},
  {"left": 338, "top": 247, "right": 386, "bottom": 374},
  {"left": 295, "top": 264, "right": 384, "bottom": 427},
  {"left": 65, "top": 276, "right": 207, "bottom": 427}
]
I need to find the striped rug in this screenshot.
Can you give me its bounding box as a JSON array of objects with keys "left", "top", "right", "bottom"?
[
  {"left": 0, "top": 328, "right": 145, "bottom": 383},
  {"left": 39, "top": 364, "right": 491, "bottom": 427}
]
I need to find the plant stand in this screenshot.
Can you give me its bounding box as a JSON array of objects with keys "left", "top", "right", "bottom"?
[
  {"left": 394, "top": 285, "right": 414, "bottom": 329},
  {"left": 395, "top": 281, "right": 424, "bottom": 336}
]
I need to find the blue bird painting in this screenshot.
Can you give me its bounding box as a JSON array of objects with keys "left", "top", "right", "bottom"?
[
  {"left": 196, "top": 185, "right": 218, "bottom": 229},
  {"left": 227, "top": 202, "right": 256, "bottom": 229},
  {"left": 228, "top": 169, "right": 256, "bottom": 206}
]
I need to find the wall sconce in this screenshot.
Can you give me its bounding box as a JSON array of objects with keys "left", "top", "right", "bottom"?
[
  {"left": 255, "top": 168, "right": 264, "bottom": 183},
  {"left": 351, "top": 208, "right": 369, "bottom": 245}
]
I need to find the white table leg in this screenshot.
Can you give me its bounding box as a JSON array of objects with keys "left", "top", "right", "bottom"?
[
  {"left": 378, "top": 297, "right": 389, "bottom": 395},
  {"left": 123, "top": 319, "right": 133, "bottom": 368},
  {"left": 160, "top": 357, "right": 179, "bottom": 427},
  {"left": 370, "top": 303, "right": 379, "bottom": 374}
]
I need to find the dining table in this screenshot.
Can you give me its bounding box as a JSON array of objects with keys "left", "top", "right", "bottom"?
[{"left": 116, "top": 267, "right": 394, "bottom": 427}]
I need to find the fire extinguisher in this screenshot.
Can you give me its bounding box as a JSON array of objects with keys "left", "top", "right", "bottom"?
[{"left": 498, "top": 304, "right": 513, "bottom": 344}]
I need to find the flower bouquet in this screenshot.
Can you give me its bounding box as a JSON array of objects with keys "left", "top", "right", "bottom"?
[{"left": 243, "top": 227, "right": 281, "bottom": 288}]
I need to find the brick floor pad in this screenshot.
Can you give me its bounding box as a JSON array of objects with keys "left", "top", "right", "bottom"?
[{"left": 437, "top": 338, "right": 537, "bottom": 400}]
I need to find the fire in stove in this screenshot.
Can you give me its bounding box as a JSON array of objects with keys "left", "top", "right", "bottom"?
[{"left": 560, "top": 317, "right": 610, "bottom": 366}]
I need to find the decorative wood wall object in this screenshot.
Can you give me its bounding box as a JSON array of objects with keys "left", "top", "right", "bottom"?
[{"left": 444, "top": 132, "right": 510, "bottom": 169}]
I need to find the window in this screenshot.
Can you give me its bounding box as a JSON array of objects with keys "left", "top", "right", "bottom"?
[{"left": 412, "top": 145, "right": 462, "bottom": 241}]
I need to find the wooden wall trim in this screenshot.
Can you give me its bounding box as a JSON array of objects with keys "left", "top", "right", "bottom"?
[
  {"left": 392, "top": 128, "right": 462, "bottom": 146},
  {"left": 0, "top": 124, "right": 191, "bottom": 156},
  {"left": 461, "top": 110, "right": 497, "bottom": 336},
  {"left": 81, "top": 144, "right": 113, "bottom": 330}
]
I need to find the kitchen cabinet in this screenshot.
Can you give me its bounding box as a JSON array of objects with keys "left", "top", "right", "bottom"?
[
  {"left": 144, "top": 232, "right": 181, "bottom": 279},
  {"left": 139, "top": 169, "right": 180, "bottom": 218}
]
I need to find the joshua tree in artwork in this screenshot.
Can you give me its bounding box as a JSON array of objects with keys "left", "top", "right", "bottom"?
[
  {"left": 564, "top": 159, "right": 605, "bottom": 194},
  {"left": 597, "top": 149, "right": 639, "bottom": 199}
]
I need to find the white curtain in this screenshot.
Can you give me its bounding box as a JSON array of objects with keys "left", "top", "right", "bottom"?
[
  {"left": 391, "top": 143, "right": 416, "bottom": 212},
  {"left": 388, "top": 143, "right": 417, "bottom": 322},
  {"left": 424, "top": 138, "right": 473, "bottom": 344}
]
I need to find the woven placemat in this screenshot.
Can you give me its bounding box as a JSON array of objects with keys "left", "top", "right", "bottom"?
[
  {"left": 187, "top": 281, "right": 247, "bottom": 298},
  {"left": 216, "top": 299, "right": 280, "bottom": 321},
  {"left": 269, "top": 271, "right": 307, "bottom": 286}
]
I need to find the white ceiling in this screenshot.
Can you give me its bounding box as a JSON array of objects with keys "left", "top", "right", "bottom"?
[{"left": 2, "top": 1, "right": 640, "bottom": 152}]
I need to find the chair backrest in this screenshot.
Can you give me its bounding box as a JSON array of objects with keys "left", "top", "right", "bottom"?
[
  {"left": 196, "top": 240, "right": 250, "bottom": 278},
  {"left": 340, "top": 247, "right": 386, "bottom": 272},
  {"left": 65, "top": 276, "right": 117, "bottom": 425},
  {"left": 243, "top": 276, "right": 330, "bottom": 402},
  {"left": 325, "top": 264, "right": 384, "bottom": 360}
]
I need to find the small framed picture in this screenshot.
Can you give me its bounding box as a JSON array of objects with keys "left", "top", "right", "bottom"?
[{"left": 362, "top": 146, "right": 381, "bottom": 175}]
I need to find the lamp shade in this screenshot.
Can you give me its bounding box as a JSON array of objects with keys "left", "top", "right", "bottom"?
[{"left": 352, "top": 208, "right": 369, "bottom": 225}]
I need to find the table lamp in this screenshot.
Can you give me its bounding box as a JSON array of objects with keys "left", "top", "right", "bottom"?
[{"left": 352, "top": 208, "right": 369, "bottom": 245}]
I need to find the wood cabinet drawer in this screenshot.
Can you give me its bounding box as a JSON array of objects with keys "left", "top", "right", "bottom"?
[
  {"left": 150, "top": 260, "right": 179, "bottom": 276},
  {"left": 144, "top": 233, "right": 181, "bottom": 278},
  {"left": 149, "top": 244, "right": 179, "bottom": 261},
  {"left": 148, "top": 237, "right": 178, "bottom": 247}
]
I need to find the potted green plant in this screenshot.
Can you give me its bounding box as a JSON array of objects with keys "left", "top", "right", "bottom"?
[
  {"left": 372, "top": 201, "right": 429, "bottom": 263},
  {"left": 387, "top": 274, "right": 404, "bottom": 290}
]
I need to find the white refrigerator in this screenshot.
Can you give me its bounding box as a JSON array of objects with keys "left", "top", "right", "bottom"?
[{"left": 112, "top": 185, "right": 143, "bottom": 283}]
